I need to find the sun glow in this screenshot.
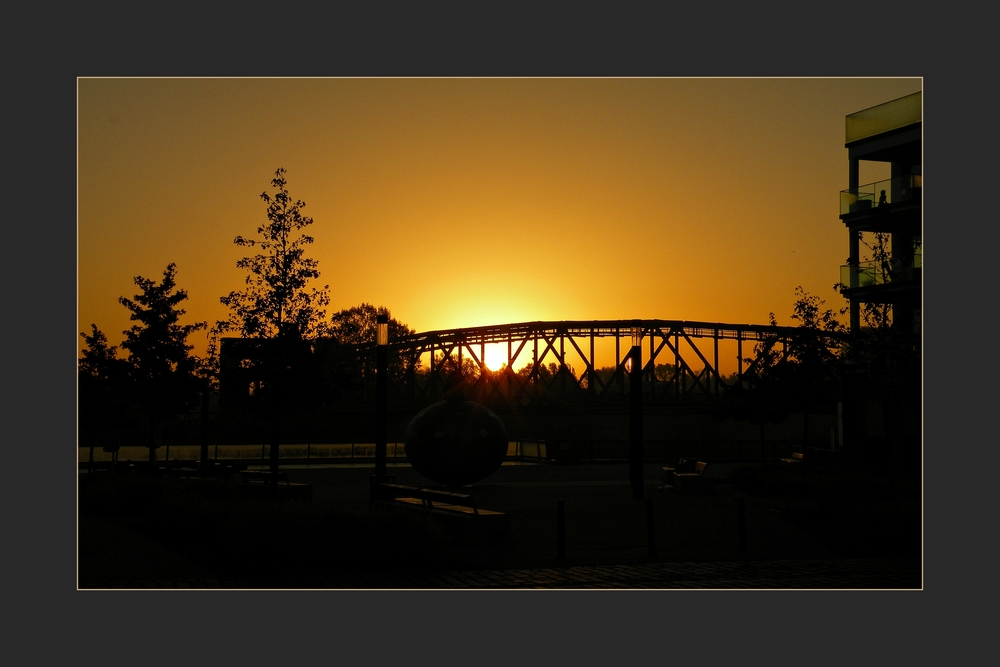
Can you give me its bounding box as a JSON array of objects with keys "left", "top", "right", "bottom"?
[{"left": 483, "top": 343, "right": 509, "bottom": 372}]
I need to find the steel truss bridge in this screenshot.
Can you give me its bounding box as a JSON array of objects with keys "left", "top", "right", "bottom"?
[{"left": 355, "top": 319, "right": 848, "bottom": 407}]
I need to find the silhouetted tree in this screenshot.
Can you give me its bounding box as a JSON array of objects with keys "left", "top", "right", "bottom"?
[
  {"left": 835, "top": 231, "right": 896, "bottom": 362},
  {"left": 79, "top": 324, "right": 128, "bottom": 385},
  {"left": 784, "top": 287, "right": 848, "bottom": 449},
  {"left": 862, "top": 234, "right": 891, "bottom": 320},
  {"left": 326, "top": 303, "right": 418, "bottom": 389},
  {"left": 119, "top": 263, "right": 206, "bottom": 461},
  {"left": 217, "top": 168, "right": 330, "bottom": 341},
  {"left": 729, "top": 313, "right": 791, "bottom": 462},
  {"left": 654, "top": 363, "right": 678, "bottom": 383},
  {"left": 216, "top": 169, "right": 330, "bottom": 478},
  {"left": 732, "top": 288, "right": 847, "bottom": 460},
  {"left": 78, "top": 324, "right": 131, "bottom": 462},
  {"left": 328, "top": 303, "right": 414, "bottom": 346}
]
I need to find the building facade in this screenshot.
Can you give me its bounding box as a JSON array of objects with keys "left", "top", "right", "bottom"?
[
  {"left": 839, "top": 91, "right": 922, "bottom": 344},
  {"left": 837, "top": 91, "right": 922, "bottom": 470}
]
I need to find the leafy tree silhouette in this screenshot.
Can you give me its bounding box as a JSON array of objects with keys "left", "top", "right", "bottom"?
[
  {"left": 216, "top": 168, "right": 330, "bottom": 479},
  {"left": 328, "top": 303, "right": 413, "bottom": 346},
  {"left": 729, "top": 287, "right": 846, "bottom": 463},
  {"left": 834, "top": 231, "right": 905, "bottom": 362},
  {"left": 324, "top": 303, "right": 418, "bottom": 401},
  {"left": 784, "top": 287, "right": 848, "bottom": 452},
  {"left": 217, "top": 168, "right": 330, "bottom": 341},
  {"left": 729, "top": 314, "right": 791, "bottom": 463},
  {"left": 119, "top": 263, "right": 206, "bottom": 463},
  {"left": 78, "top": 324, "right": 131, "bottom": 467}
]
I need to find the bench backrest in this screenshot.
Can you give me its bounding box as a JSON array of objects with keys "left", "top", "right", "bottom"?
[
  {"left": 376, "top": 483, "right": 479, "bottom": 515},
  {"left": 676, "top": 458, "right": 698, "bottom": 473},
  {"left": 421, "top": 489, "right": 478, "bottom": 515}
]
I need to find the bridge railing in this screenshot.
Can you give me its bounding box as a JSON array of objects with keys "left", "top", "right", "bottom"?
[{"left": 216, "top": 319, "right": 849, "bottom": 413}]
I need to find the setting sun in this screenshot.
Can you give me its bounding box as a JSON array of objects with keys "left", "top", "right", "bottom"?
[{"left": 484, "top": 343, "right": 509, "bottom": 372}]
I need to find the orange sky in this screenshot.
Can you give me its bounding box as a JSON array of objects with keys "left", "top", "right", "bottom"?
[{"left": 78, "top": 77, "right": 920, "bottom": 366}]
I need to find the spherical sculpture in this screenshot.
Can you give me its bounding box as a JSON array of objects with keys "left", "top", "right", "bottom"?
[{"left": 404, "top": 397, "right": 508, "bottom": 486}]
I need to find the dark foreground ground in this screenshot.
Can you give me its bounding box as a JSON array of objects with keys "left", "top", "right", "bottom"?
[{"left": 78, "top": 460, "right": 922, "bottom": 589}]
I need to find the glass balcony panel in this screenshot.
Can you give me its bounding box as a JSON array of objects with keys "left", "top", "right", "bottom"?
[
  {"left": 840, "top": 174, "right": 920, "bottom": 215},
  {"left": 846, "top": 91, "right": 921, "bottom": 144},
  {"left": 858, "top": 264, "right": 880, "bottom": 287},
  {"left": 841, "top": 253, "right": 921, "bottom": 289}
]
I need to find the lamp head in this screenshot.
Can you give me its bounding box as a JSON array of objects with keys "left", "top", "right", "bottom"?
[{"left": 377, "top": 313, "right": 389, "bottom": 346}]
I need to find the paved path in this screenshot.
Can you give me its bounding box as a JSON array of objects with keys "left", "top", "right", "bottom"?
[
  {"left": 87, "top": 557, "right": 921, "bottom": 589},
  {"left": 80, "top": 461, "right": 921, "bottom": 590}
]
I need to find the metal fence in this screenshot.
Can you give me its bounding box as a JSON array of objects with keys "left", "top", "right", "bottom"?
[
  {"left": 80, "top": 439, "right": 826, "bottom": 466},
  {"left": 516, "top": 439, "right": 828, "bottom": 463}
]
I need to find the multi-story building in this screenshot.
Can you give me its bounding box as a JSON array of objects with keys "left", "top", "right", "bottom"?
[
  {"left": 837, "top": 91, "right": 922, "bottom": 470},
  {"left": 839, "top": 91, "right": 922, "bottom": 345}
]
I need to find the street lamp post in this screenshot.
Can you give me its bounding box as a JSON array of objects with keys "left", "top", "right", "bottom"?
[
  {"left": 375, "top": 314, "right": 388, "bottom": 480},
  {"left": 629, "top": 322, "right": 644, "bottom": 499}
]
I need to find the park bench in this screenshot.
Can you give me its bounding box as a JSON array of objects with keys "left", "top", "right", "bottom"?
[
  {"left": 780, "top": 452, "right": 805, "bottom": 464},
  {"left": 372, "top": 482, "right": 511, "bottom": 544},
  {"left": 194, "top": 461, "right": 239, "bottom": 477},
  {"left": 374, "top": 483, "right": 484, "bottom": 516},
  {"left": 240, "top": 469, "right": 290, "bottom": 484},
  {"left": 671, "top": 460, "right": 711, "bottom": 493},
  {"left": 661, "top": 458, "right": 699, "bottom": 483},
  {"left": 165, "top": 466, "right": 200, "bottom": 478},
  {"left": 236, "top": 469, "right": 312, "bottom": 501}
]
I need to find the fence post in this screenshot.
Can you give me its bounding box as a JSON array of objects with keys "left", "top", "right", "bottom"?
[
  {"left": 557, "top": 499, "right": 565, "bottom": 560},
  {"left": 737, "top": 497, "right": 748, "bottom": 560},
  {"left": 646, "top": 498, "right": 656, "bottom": 558}
]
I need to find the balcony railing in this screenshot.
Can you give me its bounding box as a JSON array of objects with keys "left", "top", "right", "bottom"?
[
  {"left": 840, "top": 247, "right": 921, "bottom": 289},
  {"left": 840, "top": 174, "right": 922, "bottom": 216}
]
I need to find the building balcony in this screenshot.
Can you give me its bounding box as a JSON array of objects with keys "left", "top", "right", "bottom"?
[
  {"left": 846, "top": 91, "right": 921, "bottom": 145},
  {"left": 840, "top": 247, "right": 921, "bottom": 290},
  {"left": 840, "top": 174, "right": 921, "bottom": 216}
]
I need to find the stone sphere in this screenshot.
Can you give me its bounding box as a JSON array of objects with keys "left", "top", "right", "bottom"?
[{"left": 404, "top": 398, "right": 508, "bottom": 486}]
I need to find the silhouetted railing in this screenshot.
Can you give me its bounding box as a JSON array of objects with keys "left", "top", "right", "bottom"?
[
  {"left": 840, "top": 245, "right": 922, "bottom": 289},
  {"left": 518, "top": 439, "right": 829, "bottom": 463},
  {"left": 840, "top": 174, "right": 921, "bottom": 215},
  {"left": 80, "top": 439, "right": 828, "bottom": 467}
]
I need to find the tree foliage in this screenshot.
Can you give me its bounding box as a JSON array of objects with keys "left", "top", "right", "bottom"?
[
  {"left": 786, "top": 286, "right": 848, "bottom": 373},
  {"left": 322, "top": 303, "right": 419, "bottom": 395},
  {"left": 731, "top": 287, "right": 847, "bottom": 431},
  {"left": 119, "top": 262, "right": 206, "bottom": 387},
  {"left": 78, "top": 325, "right": 131, "bottom": 447},
  {"left": 835, "top": 231, "right": 908, "bottom": 363},
  {"left": 112, "top": 263, "right": 207, "bottom": 453},
  {"left": 78, "top": 264, "right": 207, "bottom": 451},
  {"left": 218, "top": 168, "right": 330, "bottom": 341},
  {"left": 328, "top": 303, "right": 415, "bottom": 345},
  {"left": 79, "top": 324, "right": 127, "bottom": 383},
  {"left": 855, "top": 231, "right": 893, "bottom": 332},
  {"left": 743, "top": 287, "right": 847, "bottom": 387}
]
